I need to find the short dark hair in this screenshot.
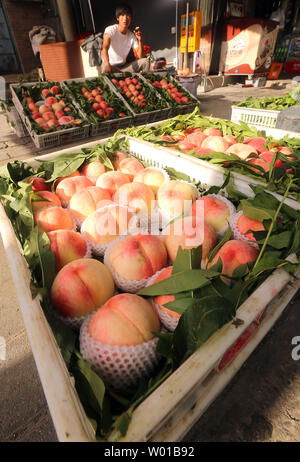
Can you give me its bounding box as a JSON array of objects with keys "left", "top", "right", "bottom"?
[{"left": 116, "top": 2, "right": 133, "bottom": 19}]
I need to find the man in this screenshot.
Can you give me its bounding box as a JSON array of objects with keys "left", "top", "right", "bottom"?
[{"left": 101, "top": 3, "right": 150, "bottom": 73}]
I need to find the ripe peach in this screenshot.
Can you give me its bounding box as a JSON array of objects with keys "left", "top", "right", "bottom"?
[
  {"left": 54, "top": 170, "right": 81, "bottom": 188},
  {"left": 56, "top": 176, "right": 94, "bottom": 204},
  {"left": 81, "top": 161, "right": 106, "bottom": 183},
  {"left": 189, "top": 195, "right": 234, "bottom": 233},
  {"left": 41, "top": 89, "right": 50, "bottom": 98},
  {"left": 203, "top": 127, "right": 222, "bottom": 137},
  {"left": 157, "top": 180, "right": 198, "bottom": 218},
  {"left": 259, "top": 151, "right": 283, "bottom": 168},
  {"left": 225, "top": 143, "right": 258, "bottom": 160},
  {"left": 28, "top": 177, "right": 51, "bottom": 192},
  {"left": 177, "top": 139, "right": 197, "bottom": 151},
  {"left": 34, "top": 207, "right": 74, "bottom": 233},
  {"left": 207, "top": 239, "right": 259, "bottom": 285},
  {"left": 223, "top": 134, "right": 236, "bottom": 146},
  {"left": 42, "top": 111, "right": 56, "bottom": 121},
  {"left": 108, "top": 233, "right": 168, "bottom": 281},
  {"left": 236, "top": 214, "right": 264, "bottom": 241},
  {"left": 113, "top": 182, "right": 155, "bottom": 216},
  {"left": 117, "top": 157, "right": 145, "bottom": 180},
  {"left": 55, "top": 109, "right": 65, "bottom": 119},
  {"left": 163, "top": 216, "right": 217, "bottom": 264},
  {"left": 50, "top": 258, "right": 115, "bottom": 318},
  {"left": 81, "top": 204, "right": 135, "bottom": 246},
  {"left": 96, "top": 171, "right": 131, "bottom": 196},
  {"left": 133, "top": 167, "right": 167, "bottom": 195},
  {"left": 185, "top": 132, "right": 207, "bottom": 148},
  {"left": 112, "top": 150, "right": 128, "bottom": 170},
  {"left": 47, "top": 119, "right": 59, "bottom": 128},
  {"left": 28, "top": 103, "right": 39, "bottom": 112},
  {"left": 247, "top": 157, "right": 270, "bottom": 174},
  {"left": 201, "top": 136, "right": 230, "bottom": 152},
  {"left": 194, "top": 147, "right": 215, "bottom": 155},
  {"left": 45, "top": 96, "right": 57, "bottom": 106},
  {"left": 35, "top": 117, "right": 47, "bottom": 126},
  {"left": 69, "top": 186, "right": 112, "bottom": 222},
  {"left": 152, "top": 266, "right": 180, "bottom": 320},
  {"left": 31, "top": 190, "right": 62, "bottom": 212},
  {"left": 52, "top": 102, "right": 64, "bottom": 112},
  {"left": 274, "top": 146, "right": 296, "bottom": 161},
  {"left": 39, "top": 104, "right": 51, "bottom": 114},
  {"left": 87, "top": 293, "right": 160, "bottom": 346},
  {"left": 47, "top": 229, "right": 89, "bottom": 271},
  {"left": 243, "top": 137, "right": 267, "bottom": 154}
]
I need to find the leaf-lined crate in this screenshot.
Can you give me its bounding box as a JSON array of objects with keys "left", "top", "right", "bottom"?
[
  {"left": 141, "top": 71, "right": 199, "bottom": 116},
  {"left": 231, "top": 105, "right": 280, "bottom": 130},
  {"left": 121, "top": 109, "right": 300, "bottom": 209},
  {"left": 104, "top": 72, "right": 172, "bottom": 126},
  {"left": 10, "top": 81, "right": 90, "bottom": 149},
  {"left": 0, "top": 133, "right": 300, "bottom": 442},
  {"left": 62, "top": 77, "right": 134, "bottom": 137}
]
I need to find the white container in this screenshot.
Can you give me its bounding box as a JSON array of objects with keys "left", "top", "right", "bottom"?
[
  {"left": 231, "top": 105, "right": 280, "bottom": 129},
  {"left": 0, "top": 136, "right": 299, "bottom": 442}
]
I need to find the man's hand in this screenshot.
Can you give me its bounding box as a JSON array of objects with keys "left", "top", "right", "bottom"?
[
  {"left": 134, "top": 27, "right": 143, "bottom": 42},
  {"left": 104, "top": 63, "right": 112, "bottom": 73}
]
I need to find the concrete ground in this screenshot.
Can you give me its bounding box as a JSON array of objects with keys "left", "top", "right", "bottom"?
[{"left": 0, "top": 75, "right": 299, "bottom": 442}]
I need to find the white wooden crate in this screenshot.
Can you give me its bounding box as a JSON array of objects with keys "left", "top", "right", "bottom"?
[{"left": 0, "top": 136, "right": 299, "bottom": 442}]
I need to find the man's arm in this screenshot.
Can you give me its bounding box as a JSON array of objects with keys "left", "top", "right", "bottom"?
[
  {"left": 101, "top": 33, "right": 112, "bottom": 72},
  {"left": 133, "top": 27, "right": 145, "bottom": 59}
]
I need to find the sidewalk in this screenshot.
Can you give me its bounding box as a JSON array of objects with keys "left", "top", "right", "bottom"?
[{"left": 0, "top": 77, "right": 299, "bottom": 442}]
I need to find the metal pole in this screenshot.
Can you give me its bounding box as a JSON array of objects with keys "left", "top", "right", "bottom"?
[
  {"left": 87, "top": 0, "right": 96, "bottom": 34},
  {"left": 175, "top": 0, "right": 178, "bottom": 69}
]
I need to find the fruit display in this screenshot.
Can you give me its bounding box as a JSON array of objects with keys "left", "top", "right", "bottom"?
[
  {"left": 235, "top": 86, "right": 300, "bottom": 110},
  {"left": 64, "top": 77, "right": 133, "bottom": 124},
  {"left": 105, "top": 72, "right": 170, "bottom": 114},
  {"left": 142, "top": 72, "right": 198, "bottom": 108},
  {"left": 122, "top": 108, "right": 300, "bottom": 203},
  {"left": 1, "top": 133, "right": 300, "bottom": 442},
  {"left": 12, "top": 81, "right": 88, "bottom": 134}
]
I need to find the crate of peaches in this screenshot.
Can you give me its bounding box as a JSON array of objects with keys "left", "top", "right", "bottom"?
[
  {"left": 105, "top": 72, "right": 172, "bottom": 125},
  {"left": 10, "top": 81, "right": 90, "bottom": 149},
  {"left": 142, "top": 72, "right": 200, "bottom": 116},
  {"left": 62, "top": 77, "right": 134, "bottom": 137},
  {"left": 0, "top": 134, "right": 300, "bottom": 442}
]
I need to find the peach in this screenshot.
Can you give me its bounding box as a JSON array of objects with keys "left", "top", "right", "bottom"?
[
  {"left": 225, "top": 143, "right": 258, "bottom": 160},
  {"left": 117, "top": 157, "right": 145, "bottom": 180},
  {"left": 223, "top": 134, "right": 236, "bottom": 146},
  {"left": 113, "top": 182, "right": 155, "bottom": 215},
  {"left": 243, "top": 137, "right": 267, "bottom": 154},
  {"left": 81, "top": 161, "right": 106, "bottom": 183},
  {"left": 55, "top": 176, "right": 94, "bottom": 204},
  {"left": 35, "top": 117, "right": 47, "bottom": 126},
  {"left": 194, "top": 147, "right": 215, "bottom": 155},
  {"left": 45, "top": 96, "right": 57, "bottom": 106},
  {"left": 96, "top": 171, "right": 131, "bottom": 196},
  {"left": 39, "top": 104, "right": 50, "bottom": 114},
  {"left": 201, "top": 136, "right": 230, "bottom": 152},
  {"left": 185, "top": 132, "right": 207, "bottom": 148},
  {"left": 42, "top": 111, "right": 56, "bottom": 121},
  {"left": 207, "top": 239, "right": 259, "bottom": 285},
  {"left": 31, "top": 190, "right": 62, "bottom": 212},
  {"left": 189, "top": 195, "right": 234, "bottom": 233},
  {"left": 108, "top": 233, "right": 168, "bottom": 281},
  {"left": 113, "top": 150, "right": 128, "bottom": 170},
  {"left": 247, "top": 157, "right": 270, "bottom": 174},
  {"left": 50, "top": 258, "right": 115, "bottom": 318},
  {"left": 87, "top": 293, "right": 160, "bottom": 346},
  {"left": 69, "top": 186, "right": 112, "bottom": 222},
  {"left": 47, "top": 229, "right": 89, "bottom": 271},
  {"left": 133, "top": 167, "right": 167, "bottom": 195},
  {"left": 163, "top": 216, "right": 217, "bottom": 264},
  {"left": 34, "top": 207, "right": 74, "bottom": 232},
  {"left": 236, "top": 214, "right": 264, "bottom": 241},
  {"left": 54, "top": 170, "right": 81, "bottom": 188},
  {"left": 203, "top": 127, "right": 222, "bottom": 137},
  {"left": 27, "top": 177, "right": 51, "bottom": 192},
  {"left": 153, "top": 266, "right": 180, "bottom": 320},
  {"left": 259, "top": 151, "right": 283, "bottom": 168},
  {"left": 52, "top": 102, "right": 64, "bottom": 112},
  {"left": 177, "top": 139, "right": 196, "bottom": 151},
  {"left": 81, "top": 204, "right": 135, "bottom": 246},
  {"left": 275, "top": 146, "right": 296, "bottom": 161},
  {"left": 157, "top": 180, "right": 198, "bottom": 218}
]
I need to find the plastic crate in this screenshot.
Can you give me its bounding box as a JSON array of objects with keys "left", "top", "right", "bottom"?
[
  {"left": 10, "top": 82, "right": 90, "bottom": 149},
  {"left": 2, "top": 103, "right": 28, "bottom": 138},
  {"left": 104, "top": 73, "right": 173, "bottom": 126},
  {"left": 231, "top": 105, "right": 280, "bottom": 129},
  {"left": 0, "top": 136, "right": 300, "bottom": 442},
  {"left": 62, "top": 77, "right": 134, "bottom": 137}
]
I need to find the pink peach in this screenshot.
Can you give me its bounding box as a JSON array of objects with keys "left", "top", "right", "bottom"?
[
  {"left": 207, "top": 239, "right": 259, "bottom": 285},
  {"left": 81, "top": 161, "right": 106, "bottom": 183},
  {"left": 185, "top": 132, "right": 207, "bottom": 148},
  {"left": 34, "top": 207, "right": 74, "bottom": 232},
  {"left": 31, "top": 190, "right": 62, "bottom": 212},
  {"left": 153, "top": 266, "right": 180, "bottom": 320},
  {"left": 113, "top": 182, "right": 155, "bottom": 215},
  {"left": 55, "top": 176, "right": 94, "bottom": 203},
  {"left": 236, "top": 214, "right": 265, "bottom": 241},
  {"left": 69, "top": 186, "right": 112, "bottom": 222},
  {"left": 133, "top": 167, "right": 167, "bottom": 195},
  {"left": 225, "top": 143, "right": 258, "bottom": 160},
  {"left": 189, "top": 196, "right": 233, "bottom": 233},
  {"left": 108, "top": 233, "right": 168, "bottom": 281},
  {"left": 50, "top": 258, "right": 115, "bottom": 318},
  {"left": 201, "top": 136, "right": 230, "bottom": 152},
  {"left": 96, "top": 171, "right": 131, "bottom": 196},
  {"left": 113, "top": 150, "right": 128, "bottom": 170},
  {"left": 243, "top": 137, "right": 268, "bottom": 154},
  {"left": 202, "top": 127, "right": 222, "bottom": 137},
  {"left": 117, "top": 157, "right": 145, "bottom": 180},
  {"left": 47, "top": 229, "right": 89, "bottom": 271},
  {"left": 54, "top": 170, "right": 81, "bottom": 188},
  {"left": 87, "top": 293, "right": 160, "bottom": 346},
  {"left": 157, "top": 180, "right": 198, "bottom": 218}
]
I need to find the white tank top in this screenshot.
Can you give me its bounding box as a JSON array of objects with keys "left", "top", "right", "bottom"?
[{"left": 104, "top": 24, "right": 139, "bottom": 66}]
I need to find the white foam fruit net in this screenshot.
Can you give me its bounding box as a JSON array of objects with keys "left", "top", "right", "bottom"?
[
  {"left": 229, "top": 211, "right": 259, "bottom": 249},
  {"left": 79, "top": 315, "right": 159, "bottom": 390}
]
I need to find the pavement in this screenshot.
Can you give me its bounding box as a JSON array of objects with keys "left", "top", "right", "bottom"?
[{"left": 0, "top": 74, "right": 299, "bottom": 442}]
